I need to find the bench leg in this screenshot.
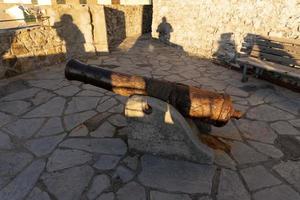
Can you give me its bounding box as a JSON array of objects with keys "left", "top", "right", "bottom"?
[
  {"left": 241, "top": 65, "right": 248, "bottom": 82},
  {"left": 255, "top": 67, "right": 260, "bottom": 78}
]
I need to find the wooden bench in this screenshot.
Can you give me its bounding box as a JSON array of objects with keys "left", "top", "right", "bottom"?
[{"left": 236, "top": 35, "right": 300, "bottom": 82}]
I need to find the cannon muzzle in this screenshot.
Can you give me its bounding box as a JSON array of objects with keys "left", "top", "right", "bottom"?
[{"left": 65, "top": 59, "right": 243, "bottom": 127}]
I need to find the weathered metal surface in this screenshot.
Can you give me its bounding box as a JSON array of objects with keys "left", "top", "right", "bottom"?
[{"left": 65, "top": 59, "right": 243, "bottom": 127}]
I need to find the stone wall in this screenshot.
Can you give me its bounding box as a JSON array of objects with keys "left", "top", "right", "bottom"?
[
  {"left": 104, "top": 5, "right": 152, "bottom": 49},
  {"left": 152, "top": 0, "right": 300, "bottom": 61},
  {"left": 0, "top": 4, "right": 152, "bottom": 78}
]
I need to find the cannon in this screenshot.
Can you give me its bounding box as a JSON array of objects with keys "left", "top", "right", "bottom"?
[{"left": 65, "top": 59, "right": 242, "bottom": 127}]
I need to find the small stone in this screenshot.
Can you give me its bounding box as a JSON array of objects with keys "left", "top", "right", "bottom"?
[
  {"left": 225, "top": 86, "right": 249, "bottom": 97},
  {"left": 108, "top": 114, "right": 128, "bottom": 127},
  {"left": 273, "top": 100, "right": 300, "bottom": 115},
  {"left": 138, "top": 155, "right": 215, "bottom": 194},
  {"left": 122, "top": 155, "right": 139, "bottom": 170},
  {"left": 87, "top": 175, "right": 110, "bottom": 200},
  {"left": 236, "top": 119, "right": 277, "bottom": 144},
  {"left": 0, "top": 131, "right": 13, "bottom": 149},
  {"left": 36, "top": 117, "right": 64, "bottom": 137},
  {"left": 96, "top": 193, "right": 115, "bottom": 200},
  {"left": 26, "top": 187, "right": 51, "bottom": 200},
  {"left": 65, "top": 97, "right": 99, "bottom": 114},
  {"left": 97, "top": 97, "right": 118, "bottom": 112},
  {"left": 231, "top": 141, "right": 268, "bottom": 165},
  {"left": 42, "top": 165, "right": 94, "bottom": 200},
  {"left": 60, "top": 138, "right": 127, "bottom": 155},
  {"left": 93, "top": 155, "right": 121, "bottom": 170},
  {"left": 31, "top": 90, "right": 55, "bottom": 106},
  {"left": 247, "top": 89, "right": 273, "bottom": 106},
  {"left": 217, "top": 169, "right": 250, "bottom": 200},
  {"left": 271, "top": 121, "right": 300, "bottom": 135},
  {"left": 113, "top": 166, "right": 135, "bottom": 183},
  {"left": 90, "top": 122, "right": 116, "bottom": 138},
  {"left": 0, "top": 160, "right": 45, "bottom": 200},
  {"left": 211, "top": 121, "right": 242, "bottom": 141},
  {"left": 117, "top": 182, "right": 146, "bottom": 200},
  {"left": 3, "top": 118, "right": 45, "bottom": 139},
  {"left": 54, "top": 85, "right": 81, "bottom": 97},
  {"left": 76, "top": 90, "right": 104, "bottom": 97},
  {"left": 47, "top": 149, "right": 92, "bottom": 172},
  {"left": 25, "top": 133, "right": 66, "bottom": 157},
  {"left": 0, "top": 100, "right": 31, "bottom": 115},
  {"left": 253, "top": 185, "right": 300, "bottom": 200},
  {"left": 69, "top": 124, "right": 89, "bottom": 137},
  {"left": 214, "top": 150, "right": 236, "bottom": 170},
  {"left": 25, "top": 97, "right": 66, "bottom": 118},
  {"left": 248, "top": 141, "right": 283, "bottom": 158},
  {"left": 0, "top": 152, "right": 33, "bottom": 177},
  {"left": 64, "top": 110, "right": 97, "bottom": 130},
  {"left": 1, "top": 88, "right": 40, "bottom": 101},
  {"left": 273, "top": 161, "right": 300, "bottom": 192},
  {"left": 290, "top": 119, "right": 300, "bottom": 128},
  {"left": 241, "top": 165, "right": 281, "bottom": 191},
  {"left": 247, "top": 105, "right": 294, "bottom": 121},
  {"left": 0, "top": 112, "right": 13, "bottom": 127},
  {"left": 150, "top": 191, "right": 191, "bottom": 200}
]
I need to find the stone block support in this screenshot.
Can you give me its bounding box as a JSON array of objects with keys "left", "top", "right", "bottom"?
[{"left": 125, "top": 95, "right": 214, "bottom": 164}]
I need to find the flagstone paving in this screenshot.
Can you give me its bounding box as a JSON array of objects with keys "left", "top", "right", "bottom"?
[{"left": 0, "top": 36, "right": 299, "bottom": 200}]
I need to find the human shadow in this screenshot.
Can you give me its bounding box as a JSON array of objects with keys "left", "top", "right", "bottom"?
[
  {"left": 156, "top": 17, "right": 173, "bottom": 44},
  {"left": 54, "top": 14, "right": 86, "bottom": 59},
  {"left": 213, "top": 33, "right": 237, "bottom": 65}
]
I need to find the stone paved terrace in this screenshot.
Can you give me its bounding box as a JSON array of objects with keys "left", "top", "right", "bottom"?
[{"left": 0, "top": 36, "right": 300, "bottom": 200}]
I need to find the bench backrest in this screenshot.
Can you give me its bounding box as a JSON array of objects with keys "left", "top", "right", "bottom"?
[{"left": 241, "top": 35, "right": 300, "bottom": 68}]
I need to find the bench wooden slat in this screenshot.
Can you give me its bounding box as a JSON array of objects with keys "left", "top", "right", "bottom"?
[
  {"left": 244, "top": 39, "right": 300, "bottom": 53},
  {"left": 250, "top": 51, "right": 300, "bottom": 66},
  {"left": 253, "top": 35, "right": 300, "bottom": 46},
  {"left": 251, "top": 45, "right": 300, "bottom": 60},
  {"left": 236, "top": 57, "right": 300, "bottom": 79}
]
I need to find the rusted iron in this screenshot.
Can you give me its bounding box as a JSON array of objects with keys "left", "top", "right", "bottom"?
[{"left": 65, "top": 59, "right": 243, "bottom": 127}]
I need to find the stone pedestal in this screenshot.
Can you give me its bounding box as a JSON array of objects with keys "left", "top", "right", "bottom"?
[{"left": 125, "top": 95, "right": 214, "bottom": 164}]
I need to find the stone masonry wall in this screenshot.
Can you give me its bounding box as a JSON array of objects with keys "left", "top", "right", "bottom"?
[
  {"left": 0, "top": 4, "right": 151, "bottom": 78},
  {"left": 152, "top": 0, "right": 300, "bottom": 61}
]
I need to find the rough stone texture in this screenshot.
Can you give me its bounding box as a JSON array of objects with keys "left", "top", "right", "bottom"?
[
  {"left": 47, "top": 149, "right": 92, "bottom": 172},
  {"left": 25, "top": 97, "right": 66, "bottom": 118},
  {"left": 253, "top": 185, "right": 300, "bottom": 200},
  {"left": 113, "top": 165, "right": 135, "bottom": 183},
  {"left": 0, "top": 88, "right": 40, "bottom": 101},
  {"left": 26, "top": 187, "right": 51, "bottom": 200},
  {"left": 125, "top": 95, "right": 213, "bottom": 164},
  {"left": 138, "top": 155, "right": 215, "bottom": 194},
  {"left": 65, "top": 97, "right": 99, "bottom": 114},
  {"left": 0, "top": 131, "right": 13, "bottom": 149},
  {"left": 25, "top": 133, "right": 66, "bottom": 157},
  {"left": 231, "top": 141, "right": 268, "bottom": 165},
  {"left": 246, "top": 105, "right": 295, "bottom": 122},
  {"left": 150, "top": 191, "right": 191, "bottom": 200},
  {"left": 273, "top": 161, "right": 300, "bottom": 192},
  {"left": 42, "top": 165, "right": 94, "bottom": 200},
  {"left": 152, "top": 0, "right": 300, "bottom": 60},
  {"left": 0, "top": 100, "right": 31, "bottom": 115},
  {"left": 59, "top": 138, "right": 127, "bottom": 155},
  {"left": 64, "top": 110, "right": 97, "bottom": 130},
  {"left": 271, "top": 121, "right": 300, "bottom": 135},
  {"left": 248, "top": 141, "right": 283, "bottom": 159},
  {"left": 211, "top": 121, "right": 242, "bottom": 141},
  {"left": 69, "top": 124, "right": 89, "bottom": 137},
  {"left": 36, "top": 117, "right": 64, "bottom": 137},
  {"left": 93, "top": 155, "right": 121, "bottom": 170},
  {"left": 217, "top": 169, "right": 250, "bottom": 200},
  {"left": 87, "top": 174, "right": 111, "bottom": 200},
  {"left": 214, "top": 150, "right": 236, "bottom": 170},
  {"left": 0, "top": 160, "right": 45, "bottom": 200},
  {"left": 116, "top": 182, "right": 146, "bottom": 200},
  {"left": 3, "top": 118, "right": 45, "bottom": 139},
  {"left": 0, "top": 112, "right": 13, "bottom": 127},
  {"left": 240, "top": 166, "right": 281, "bottom": 191},
  {"left": 90, "top": 121, "right": 116, "bottom": 138},
  {"left": 236, "top": 119, "right": 277, "bottom": 144}
]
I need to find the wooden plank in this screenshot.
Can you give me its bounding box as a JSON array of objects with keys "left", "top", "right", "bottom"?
[
  {"left": 250, "top": 51, "right": 300, "bottom": 66},
  {"left": 251, "top": 45, "right": 300, "bottom": 60},
  {"left": 254, "top": 35, "right": 300, "bottom": 46}
]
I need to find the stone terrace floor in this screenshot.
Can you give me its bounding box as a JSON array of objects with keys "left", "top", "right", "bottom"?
[{"left": 0, "top": 36, "right": 300, "bottom": 200}]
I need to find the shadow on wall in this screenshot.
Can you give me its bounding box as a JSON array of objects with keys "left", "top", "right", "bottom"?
[
  {"left": 213, "top": 33, "right": 237, "bottom": 65},
  {"left": 156, "top": 17, "right": 173, "bottom": 44},
  {"left": 104, "top": 7, "right": 126, "bottom": 50},
  {"left": 54, "top": 14, "right": 86, "bottom": 59}
]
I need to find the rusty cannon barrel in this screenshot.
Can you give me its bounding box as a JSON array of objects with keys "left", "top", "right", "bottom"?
[{"left": 65, "top": 59, "right": 243, "bottom": 127}]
